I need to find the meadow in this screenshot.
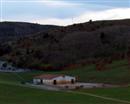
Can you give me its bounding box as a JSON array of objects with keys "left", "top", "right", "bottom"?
[
  {"left": 0, "top": 59, "right": 130, "bottom": 104},
  {"left": 16, "top": 59, "right": 130, "bottom": 84}
]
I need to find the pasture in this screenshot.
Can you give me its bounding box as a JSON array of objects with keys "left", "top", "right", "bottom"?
[{"left": 0, "top": 59, "right": 130, "bottom": 104}]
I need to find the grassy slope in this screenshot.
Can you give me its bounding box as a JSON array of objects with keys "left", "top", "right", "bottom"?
[
  {"left": 61, "top": 60, "right": 130, "bottom": 84},
  {"left": 16, "top": 59, "right": 130, "bottom": 84},
  {"left": 0, "top": 82, "right": 129, "bottom": 104},
  {"left": 0, "top": 73, "right": 123, "bottom": 104},
  {"left": 78, "top": 87, "right": 130, "bottom": 102},
  {"left": 0, "top": 59, "right": 130, "bottom": 104},
  {"left": 0, "top": 60, "right": 129, "bottom": 84}
]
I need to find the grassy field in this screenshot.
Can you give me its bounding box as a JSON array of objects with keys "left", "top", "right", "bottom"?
[
  {"left": 0, "top": 82, "right": 130, "bottom": 104},
  {"left": 78, "top": 87, "right": 130, "bottom": 102},
  {"left": 14, "top": 59, "right": 130, "bottom": 84},
  {"left": 0, "top": 59, "right": 130, "bottom": 104}
]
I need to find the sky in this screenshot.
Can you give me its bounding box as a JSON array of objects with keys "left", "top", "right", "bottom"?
[{"left": 0, "top": 0, "right": 130, "bottom": 26}]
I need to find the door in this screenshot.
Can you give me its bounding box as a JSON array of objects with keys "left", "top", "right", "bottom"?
[
  {"left": 53, "top": 80, "right": 57, "bottom": 85},
  {"left": 40, "top": 79, "right": 43, "bottom": 84},
  {"left": 71, "top": 79, "right": 75, "bottom": 84}
]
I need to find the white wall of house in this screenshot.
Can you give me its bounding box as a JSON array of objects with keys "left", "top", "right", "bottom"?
[
  {"left": 33, "top": 78, "right": 54, "bottom": 85},
  {"left": 33, "top": 78, "right": 41, "bottom": 84},
  {"left": 42, "top": 79, "right": 54, "bottom": 85},
  {"left": 33, "top": 76, "right": 76, "bottom": 85},
  {"left": 53, "top": 76, "right": 76, "bottom": 84}
]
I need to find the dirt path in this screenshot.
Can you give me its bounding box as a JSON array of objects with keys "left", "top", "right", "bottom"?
[{"left": 67, "top": 91, "right": 130, "bottom": 104}]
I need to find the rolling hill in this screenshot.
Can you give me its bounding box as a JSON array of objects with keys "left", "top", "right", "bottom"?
[
  {"left": 0, "top": 21, "right": 59, "bottom": 43},
  {"left": 1, "top": 19, "right": 130, "bottom": 70},
  {"left": 0, "top": 59, "right": 130, "bottom": 104},
  {"left": 0, "top": 19, "right": 130, "bottom": 104}
]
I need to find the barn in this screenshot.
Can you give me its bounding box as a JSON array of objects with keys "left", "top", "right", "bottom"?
[{"left": 33, "top": 74, "right": 76, "bottom": 85}]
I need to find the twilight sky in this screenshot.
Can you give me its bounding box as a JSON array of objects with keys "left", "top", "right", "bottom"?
[{"left": 0, "top": 0, "right": 130, "bottom": 26}]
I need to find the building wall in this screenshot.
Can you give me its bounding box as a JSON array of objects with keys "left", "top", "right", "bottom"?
[
  {"left": 33, "top": 78, "right": 54, "bottom": 85},
  {"left": 53, "top": 76, "right": 76, "bottom": 84},
  {"left": 33, "top": 76, "right": 76, "bottom": 85},
  {"left": 33, "top": 78, "right": 41, "bottom": 84},
  {"left": 42, "top": 79, "right": 54, "bottom": 85}
]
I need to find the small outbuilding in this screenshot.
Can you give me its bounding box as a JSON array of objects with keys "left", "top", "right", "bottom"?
[{"left": 33, "top": 74, "right": 76, "bottom": 85}]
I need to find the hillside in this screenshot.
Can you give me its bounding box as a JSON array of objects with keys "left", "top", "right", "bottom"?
[
  {"left": 1, "top": 19, "right": 130, "bottom": 69},
  {"left": 0, "top": 82, "right": 129, "bottom": 104},
  {"left": 0, "top": 59, "right": 130, "bottom": 104},
  {"left": 0, "top": 22, "right": 58, "bottom": 43}
]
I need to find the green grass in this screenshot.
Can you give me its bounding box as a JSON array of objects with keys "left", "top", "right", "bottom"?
[
  {"left": 0, "top": 59, "right": 130, "bottom": 104},
  {"left": 0, "top": 59, "right": 127, "bottom": 85},
  {"left": 78, "top": 87, "right": 130, "bottom": 102},
  {"left": 0, "top": 83, "right": 129, "bottom": 104},
  {"left": 14, "top": 59, "right": 130, "bottom": 84},
  {"left": 0, "top": 60, "right": 129, "bottom": 84}
]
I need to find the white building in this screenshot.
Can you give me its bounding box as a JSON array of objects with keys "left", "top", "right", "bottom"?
[{"left": 33, "top": 74, "right": 76, "bottom": 85}]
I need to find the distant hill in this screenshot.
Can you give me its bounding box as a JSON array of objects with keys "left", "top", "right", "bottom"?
[
  {"left": 1, "top": 19, "right": 130, "bottom": 70},
  {"left": 0, "top": 22, "right": 59, "bottom": 43}
]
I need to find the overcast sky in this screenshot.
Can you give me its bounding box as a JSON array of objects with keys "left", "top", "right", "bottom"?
[{"left": 0, "top": 0, "right": 130, "bottom": 26}]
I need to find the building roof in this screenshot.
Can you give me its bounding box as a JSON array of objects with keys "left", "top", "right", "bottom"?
[{"left": 34, "top": 74, "right": 65, "bottom": 80}]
